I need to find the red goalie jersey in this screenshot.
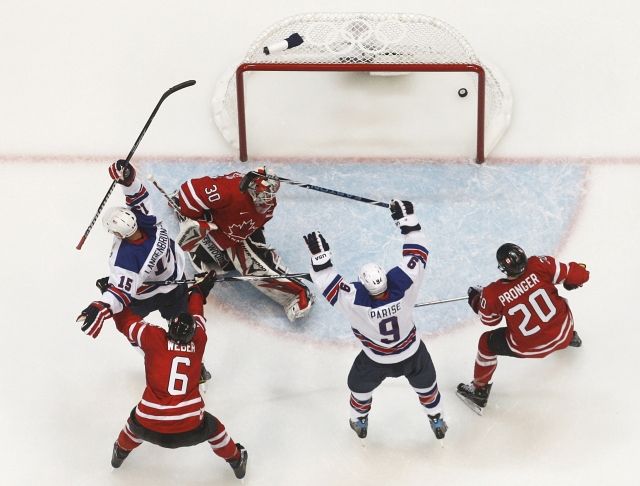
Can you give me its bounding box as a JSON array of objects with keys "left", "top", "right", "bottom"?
[
  {"left": 177, "top": 172, "right": 275, "bottom": 250},
  {"left": 114, "top": 292, "right": 208, "bottom": 434},
  {"left": 478, "top": 256, "right": 589, "bottom": 357}
]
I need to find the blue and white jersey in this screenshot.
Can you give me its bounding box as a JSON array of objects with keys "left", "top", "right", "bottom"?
[
  {"left": 101, "top": 177, "right": 186, "bottom": 314},
  {"left": 311, "top": 230, "right": 429, "bottom": 364}
]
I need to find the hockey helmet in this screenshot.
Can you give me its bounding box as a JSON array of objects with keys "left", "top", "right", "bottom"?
[
  {"left": 168, "top": 313, "right": 196, "bottom": 344},
  {"left": 359, "top": 262, "right": 388, "bottom": 296},
  {"left": 496, "top": 243, "right": 527, "bottom": 277},
  {"left": 247, "top": 168, "right": 280, "bottom": 211},
  {"left": 102, "top": 207, "right": 138, "bottom": 239}
]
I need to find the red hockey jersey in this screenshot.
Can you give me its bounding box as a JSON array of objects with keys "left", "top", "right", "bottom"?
[
  {"left": 178, "top": 172, "right": 275, "bottom": 250},
  {"left": 478, "top": 256, "right": 589, "bottom": 357},
  {"left": 115, "top": 292, "right": 208, "bottom": 434}
]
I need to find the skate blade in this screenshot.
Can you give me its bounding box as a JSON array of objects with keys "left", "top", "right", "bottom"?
[{"left": 456, "top": 391, "right": 484, "bottom": 416}]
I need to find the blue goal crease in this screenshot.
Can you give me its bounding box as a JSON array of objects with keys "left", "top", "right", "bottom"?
[{"left": 141, "top": 159, "right": 586, "bottom": 342}]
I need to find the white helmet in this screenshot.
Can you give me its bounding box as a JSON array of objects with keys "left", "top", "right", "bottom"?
[
  {"left": 102, "top": 207, "right": 138, "bottom": 239},
  {"left": 359, "top": 263, "right": 388, "bottom": 296}
]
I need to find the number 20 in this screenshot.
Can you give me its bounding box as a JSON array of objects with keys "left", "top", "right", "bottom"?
[{"left": 508, "top": 288, "right": 557, "bottom": 336}]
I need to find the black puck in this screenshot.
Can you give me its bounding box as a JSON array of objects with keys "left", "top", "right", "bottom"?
[{"left": 458, "top": 88, "right": 468, "bottom": 98}]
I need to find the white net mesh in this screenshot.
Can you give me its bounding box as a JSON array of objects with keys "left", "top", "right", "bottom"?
[{"left": 213, "top": 12, "right": 512, "bottom": 159}]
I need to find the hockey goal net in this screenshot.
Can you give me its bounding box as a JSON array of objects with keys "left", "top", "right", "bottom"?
[{"left": 213, "top": 13, "right": 512, "bottom": 163}]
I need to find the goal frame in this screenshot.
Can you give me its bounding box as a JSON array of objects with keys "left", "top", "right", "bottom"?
[{"left": 235, "top": 62, "right": 487, "bottom": 163}]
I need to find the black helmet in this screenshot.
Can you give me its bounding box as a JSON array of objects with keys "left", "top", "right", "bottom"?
[
  {"left": 168, "top": 313, "right": 196, "bottom": 344},
  {"left": 496, "top": 243, "right": 527, "bottom": 277}
]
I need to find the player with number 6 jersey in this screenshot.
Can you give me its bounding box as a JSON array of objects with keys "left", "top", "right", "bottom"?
[
  {"left": 304, "top": 200, "right": 447, "bottom": 441},
  {"left": 457, "top": 243, "right": 590, "bottom": 414},
  {"left": 109, "top": 272, "right": 248, "bottom": 479}
]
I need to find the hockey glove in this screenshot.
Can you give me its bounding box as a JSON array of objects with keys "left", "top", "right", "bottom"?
[
  {"left": 191, "top": 270, "right": 217, "bottom": 301},
  {"left": 303, "top": 231, "right": 332, "bottom": 271},
  {"left": 467, "top": 286, "right": 483, "bottom": 314},
  {"left": 76, "top": 301, "right": 112, "bottom": 338},
  {"left": 390, "top": 199, "right": 421, "bottom": 234},
  {"left": 177, "top": 219, "right": 218, "bottom": 252},
  {"left": 95, "top": 276, "right": 109, "bottom": 294},
  {"left": 563, "top": 262, "right": 589, "bottom": 290},
  {"left": 108, "top": 159, "right": 136, "bottom": 187}
]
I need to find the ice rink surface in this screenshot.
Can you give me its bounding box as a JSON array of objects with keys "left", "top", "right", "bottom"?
[{"left": 2, "top": 0, "right": 640, "bottom": 484}]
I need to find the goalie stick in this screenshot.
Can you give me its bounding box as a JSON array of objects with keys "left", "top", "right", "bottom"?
[
  {"left": 148, "top": 272, "right": 312, "bottom": 285},
  {"left": 147, "top": 274, "right": 466, "bottom": 310},
  {"left": 75, "top": 79, "right": 196, "bottom": 250},
  {"left": 242, "top": 171, "right": 389, "bottom": 208}
]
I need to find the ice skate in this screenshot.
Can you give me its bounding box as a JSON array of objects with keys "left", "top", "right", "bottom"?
[
  {"left": 569, "top": 330, "right": 582, "bottom": 347},
  {"left": 428, "top": 413, "right": 448, "bottom": 439},
  {"left": 349, "top": 416, "right": 368, "bottom": 439},
  {"left": 456, "top": 382, "right": 492, "bottom": 415},
  {"left": 111, "top": 442, "right": 130, "bottom": 468},
  {"left": 227, "top": 443, "right": 248, "bottom": 479}
]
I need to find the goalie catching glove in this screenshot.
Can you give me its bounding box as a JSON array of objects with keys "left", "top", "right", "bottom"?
[
  {"left": 390, "top": 199, "right": 421, "bottom": 234},
  {"left": 303, "top": 231, "right": 332, "bottom": 271},
  {"left": 177, "top": 218, "right": 218, "bottom": 252},
  {"left": 76, "top": 301, "right": 112, "bottom": 338}
]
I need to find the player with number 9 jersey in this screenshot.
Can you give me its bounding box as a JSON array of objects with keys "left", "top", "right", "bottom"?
[
  {"left": 305, "top": 200, "right": 447, "bottom": 441},
  {"left": 311, "top": 229, "right": 429, "bottom": 365}
]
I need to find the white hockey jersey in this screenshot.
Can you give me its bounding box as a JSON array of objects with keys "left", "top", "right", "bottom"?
[
  {"left": 100, "top": 177, "right": 186, "bottom": 314},
  {"left": 311, "top": 230, "right": 429, "bottom": 364}
]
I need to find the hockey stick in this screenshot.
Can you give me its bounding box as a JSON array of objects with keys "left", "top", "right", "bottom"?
[
  {"left": 148, "top": 272, "right": 311, "bottom": 286},
  {"left": 414, "top": 296, "right": 467, "bottom": 307},
  {"left": 75, "top": 79, "right": 196, "bottom": 250},
  {"left": 146, "top": 174, "right": 183, "bottom": 214},
  {"left": 243, "top": 171, "right": 389, "bottom": 208}
]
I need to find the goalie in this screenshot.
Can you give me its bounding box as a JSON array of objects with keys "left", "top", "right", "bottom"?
[{"left": 174, "top": 167, "right": 313, "bottom": 322}]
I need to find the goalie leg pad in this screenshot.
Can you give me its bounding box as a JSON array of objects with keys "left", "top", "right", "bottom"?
[
  {"left": 189, "top": 235, "right": 234, "bottom": 273},
  {"left": 227, "top": 230, "right": 314, "bottom": 317}
]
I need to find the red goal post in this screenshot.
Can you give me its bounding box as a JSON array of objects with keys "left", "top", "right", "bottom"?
[
  {"left": 235, "top": 62, "right": 486, "bottom": 162},
  {"left": 213, "top": 13, "right": 511, "bottom": 164}
]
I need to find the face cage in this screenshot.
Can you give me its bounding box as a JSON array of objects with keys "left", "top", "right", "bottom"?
[{"left": 249, "top": 179, "right": 279, "bottom": 206}]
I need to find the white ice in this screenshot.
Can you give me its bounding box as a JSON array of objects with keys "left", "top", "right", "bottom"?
[{"left": 1, "top": 1, "right": 639, "bottom": 485}]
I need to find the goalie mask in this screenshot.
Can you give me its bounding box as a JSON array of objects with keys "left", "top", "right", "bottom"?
[
  {"left": 359, "top": 262, "right": 388, "bottom": 296},
  {"left": 168, "top": 313, "right": 196, "bottom": 344},
  {"left": 247, "top": 169, "right": 280, "bottom": 213},
  {"left": 496, "top": 243, "right": 527, "bottom": 278},
  {"left": 102, "top": 207, "right": 138, "bottom": 239}
]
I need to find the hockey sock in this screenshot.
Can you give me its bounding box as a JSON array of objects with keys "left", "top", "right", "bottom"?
[
  {"left": 117, "top": 421, "right": 143, "bottom": 451},
  {"left": 413, "top": 382, "right": 442, "bottom": 414},
  {"left": 474, "top": 333, "right": 498, "bottom": 385},
  {"left": 349, "top": 392, "right": 372, "bottom": 421},
  {"left": 208, "top": 422, "right": 239, "bottom": 461}
]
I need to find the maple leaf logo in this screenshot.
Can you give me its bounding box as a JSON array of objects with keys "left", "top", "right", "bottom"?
[{"left": 226, "top": 219, "right": 258, "bottom": 242}]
